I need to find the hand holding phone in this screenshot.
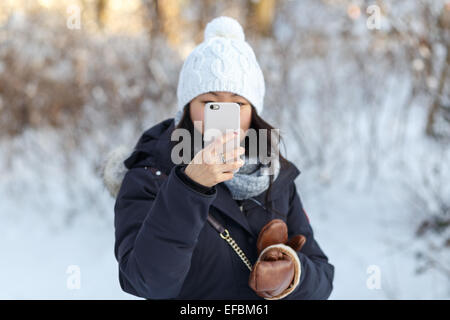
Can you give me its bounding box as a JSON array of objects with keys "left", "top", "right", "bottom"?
[
  {"left": 204, "top": 102, "right": 242, "bottom": 173},
  {"left": 184, "top": 131, "right": 245, "bottom": 187}
]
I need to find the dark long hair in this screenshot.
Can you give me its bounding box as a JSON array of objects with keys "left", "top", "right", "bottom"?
[{"left": 174, "top": 103, "right": 291, "bottom": 218}]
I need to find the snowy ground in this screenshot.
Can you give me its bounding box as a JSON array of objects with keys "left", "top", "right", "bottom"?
[
  {"left": 0, "top": 212, "right": 133, "bottom": 299},
  {"left": 305, "top": 178, "right": 449, "bottom": 299}
]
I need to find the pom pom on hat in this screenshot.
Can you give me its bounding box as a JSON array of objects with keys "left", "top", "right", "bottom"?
[{"left": 204, "top": 16, "right": 245, "bottom": 41}]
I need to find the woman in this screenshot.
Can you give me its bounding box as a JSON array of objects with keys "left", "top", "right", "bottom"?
[{"left": 111, "top": 16, "right": 334, "bottom": 300}]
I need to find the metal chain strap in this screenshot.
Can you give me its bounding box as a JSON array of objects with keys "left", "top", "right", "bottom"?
[{"left": 220, "top": 229, "right": 253, "bottom": 271}]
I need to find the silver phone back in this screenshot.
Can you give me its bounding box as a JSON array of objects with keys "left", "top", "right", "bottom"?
[{"left": 203, "top": 102, "right": 240, "bottom": 147}]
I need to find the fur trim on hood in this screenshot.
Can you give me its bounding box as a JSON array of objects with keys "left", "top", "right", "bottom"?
[
  {"left": 101, "top": 118, "right": 175, "bottom": 199},
  {"left": 101, "top": 145, "right": 132, "bottom": 198}
]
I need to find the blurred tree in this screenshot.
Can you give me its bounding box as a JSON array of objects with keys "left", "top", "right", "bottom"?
[
  {"left": 426, "top": 3, "right": 450, "bottom": 138},
  {"left": 196, "top": 0, "right": 217, "bottom": 42},
  {"left": 141, "top": 0, "right": 184, "bottom": 46},
  {"left": 96, "top": 0, "right": 108, "bottom": 29},
  {"left": 246, "top": 0, "right": 276, "bottom": 37}
]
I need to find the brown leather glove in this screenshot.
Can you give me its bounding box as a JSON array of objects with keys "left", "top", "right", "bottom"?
[{"left": 248, "top": 219, "right": 306, "bottom": 300}]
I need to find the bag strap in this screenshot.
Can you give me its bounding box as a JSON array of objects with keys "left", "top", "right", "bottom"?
[
  {"left": 146, "top": 165, "right": 253, "bottom": 271},
  {"left": 207, "top": 213, "right": 253, "bottom": 271}
]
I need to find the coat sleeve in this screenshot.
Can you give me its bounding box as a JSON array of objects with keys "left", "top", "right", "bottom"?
[
  {"left": 113, "top": 164, "right": 217, "bottom": 299},
  {"left": 283, "top": 182, "right": 334, "bottom": 300}
]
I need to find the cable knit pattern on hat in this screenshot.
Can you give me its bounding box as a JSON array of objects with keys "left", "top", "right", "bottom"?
[{"left": 176, "top": 16, "right": 265, "bottom": 114}]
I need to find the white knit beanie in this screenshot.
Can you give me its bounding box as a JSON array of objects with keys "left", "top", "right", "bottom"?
[{"left": 175, "top": 16, "right": 265, "bottom": 124}]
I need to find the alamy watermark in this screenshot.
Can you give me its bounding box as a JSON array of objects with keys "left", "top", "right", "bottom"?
[
  {"left": 366, "top": 264, "right": 381, "bottom": 290},
  {"left": 366, "top": 5, "right": 381, "bottom": 30},
  {"left": 66, "top": 265, "right": 81, "bottom": 290},
  {"left": 67, "top": 5, "right": 81, "bottom": 30}
]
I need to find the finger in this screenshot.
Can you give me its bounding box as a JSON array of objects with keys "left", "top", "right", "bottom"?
[
  {"left": 217, "top": 159, "right": 244, "bottom": 172},
  {"left": 223, "top": 146, "right": 245, "bottom": 163},
  {"left": 202, "top": 143, "right": 229, "bottom": 164},
  {"left": 217, "top": 171, "right": 234, "bottom": 182},
  {"left": 202, "top": 148, "right": 217, "bottom": 164},
  {"left": 203, "top": 150, "right": 231, "bottom": 165},
  {"left": 206, "top": 130, "right": 239, "bottom": 155}
]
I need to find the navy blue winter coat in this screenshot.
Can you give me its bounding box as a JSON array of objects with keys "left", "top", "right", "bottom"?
[{"left": 114, "top": 118, "right": 334, "bottom": 300}]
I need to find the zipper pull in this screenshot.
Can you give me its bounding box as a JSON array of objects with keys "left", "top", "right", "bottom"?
[{"left": 240, "top": 205, "right": 249, "bottom": 217}]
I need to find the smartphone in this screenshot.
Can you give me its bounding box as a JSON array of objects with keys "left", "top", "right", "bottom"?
[{"left": 204, "top": 102, "right": 241, "bottom": 172}]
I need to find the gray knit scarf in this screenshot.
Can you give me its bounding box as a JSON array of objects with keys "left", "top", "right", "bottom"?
[
  {"left": 174, "top": 110, "right": 281, "bottom": 200},
  {"left": 223, "top": 154, "right": 280, "bottom": 200}
]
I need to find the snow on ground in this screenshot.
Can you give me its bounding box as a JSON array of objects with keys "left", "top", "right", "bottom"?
[
  {"left": 0, "top": 212, "right": 134, "bottom": 299},
  {"left": 0, "top": 125, "right": 139, "bottom": 299},
  {"left": 305, "top": 177, "right": 449, "bottom": 299}
]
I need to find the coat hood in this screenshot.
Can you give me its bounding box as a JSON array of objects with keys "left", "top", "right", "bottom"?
[{"left": 101, "top": 118, "right": 174, "bottom": 198}]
